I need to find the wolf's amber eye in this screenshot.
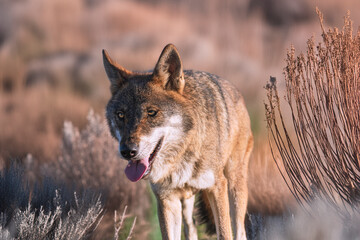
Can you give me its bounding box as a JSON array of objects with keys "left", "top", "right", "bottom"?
[
  {"left": 117, "top": 111, "right": 125, "bottom": 119},
  {"left": 148, "top": 110, "right": 158, "bottom": 117}
]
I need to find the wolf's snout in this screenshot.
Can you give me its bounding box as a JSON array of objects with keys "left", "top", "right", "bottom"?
[{"left": 120, "top": 143, "right": 139, "bottom": 160}]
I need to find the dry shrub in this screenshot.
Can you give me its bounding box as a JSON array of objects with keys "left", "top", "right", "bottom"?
[
  {"left": 265, "top": 10, "right": 360, "bottom": 217},
  {"left": 113, "top": 206, "right": 137, "bottom": 240},
  {"left": 0, "top": 166, "right": 104, "bottom": 240},
  {"left": 0, "top": 165, "right": 137, "bottom": 240}
]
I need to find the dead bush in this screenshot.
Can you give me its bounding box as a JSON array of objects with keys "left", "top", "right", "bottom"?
[
  {"left": 265, "top": 10, "right": 360, "bottom": 217},
  {"left": 0, "top": 166, "right": 104, "bottom": 240}
]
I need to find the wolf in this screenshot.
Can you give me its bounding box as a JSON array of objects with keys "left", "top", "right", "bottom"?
[{"left": 103, "top": 44, "right": 253, "bottom": 240}]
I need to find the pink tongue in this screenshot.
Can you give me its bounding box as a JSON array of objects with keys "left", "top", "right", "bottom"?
[{"left": 124, "top": 158, "right": 149, "bottom": 182}]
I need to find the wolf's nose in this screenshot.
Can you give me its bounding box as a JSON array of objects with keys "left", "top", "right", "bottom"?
[{"left": 120, "top": 143, "right": 138, "bottom": 159}]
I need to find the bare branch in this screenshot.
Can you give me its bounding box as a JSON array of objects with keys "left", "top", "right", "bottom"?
[{"left": 265, "top": 10, "right": 360, "bottom": 218}]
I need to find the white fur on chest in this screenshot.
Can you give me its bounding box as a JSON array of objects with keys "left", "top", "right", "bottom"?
[
  {"left": 148, "top": 114, "right": 215, "bottom": 189},
  {"left": 188, "top": 170, "right": 215, "bottom": 189},
  {"left": 169, "top": 164, "right": 215, "bottom": 190}
]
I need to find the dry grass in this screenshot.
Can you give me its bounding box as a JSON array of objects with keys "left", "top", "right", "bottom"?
[
  {"left": 0, "top": 166, "right": 139, "bottom": 240},
  {"left": 0, "top": 166, "right": 104, "bottom": 240},
  {"left": 0, "top": 88, "right": 91, "bottom": 161}
]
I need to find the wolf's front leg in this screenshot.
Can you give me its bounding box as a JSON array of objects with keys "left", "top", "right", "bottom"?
[
  {"left": 157, "top": 196, "right": 182, "bottom": 240},
  {"left": 182, "top": 195, "right": 198, "bottom": 240}
]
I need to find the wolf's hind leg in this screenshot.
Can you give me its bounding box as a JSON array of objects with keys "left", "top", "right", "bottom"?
[
  {"left": 227, "top": 136, "right": 253, "bottom": 240},
  {"left": 206, "top": 174, "right": 233, "bottom": 239},
  {"left": 181, "top": 195, "right": 198, "bottom": 240}
]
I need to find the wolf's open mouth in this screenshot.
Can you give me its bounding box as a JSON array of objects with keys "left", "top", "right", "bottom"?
[
  {"left": 124, "top": 137, "right": 163, "bottom": 182},
  {"left": 142, "top": 137, "right": 163, "bottom": 178}
]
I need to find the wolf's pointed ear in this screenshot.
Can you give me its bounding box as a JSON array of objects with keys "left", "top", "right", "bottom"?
[
  {"left": 102, "top": 49, "right": 131, "bottom": 95},
  {"left": 153, "top": 44, "right": 185, "bottom": 94}
]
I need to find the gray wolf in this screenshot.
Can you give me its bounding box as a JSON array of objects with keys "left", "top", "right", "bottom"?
[{"left": 103, "top": 44, "right": 253, "bottom": 240}]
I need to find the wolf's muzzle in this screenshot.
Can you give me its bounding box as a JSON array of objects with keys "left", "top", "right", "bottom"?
[{"left": 120, "top": 142, "right": 138, "bottom": 160}]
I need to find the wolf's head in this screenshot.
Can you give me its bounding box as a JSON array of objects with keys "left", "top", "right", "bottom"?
[{"left": 103, "top": 44, "right": 193, "bottom": 183}]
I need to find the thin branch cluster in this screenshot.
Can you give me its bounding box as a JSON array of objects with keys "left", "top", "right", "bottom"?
[
  {"left": 265, "top": 9, "right": 360, "bottom": 217},
  {"left": 0, "top": 167, "right": 103, "bottom": 240}
]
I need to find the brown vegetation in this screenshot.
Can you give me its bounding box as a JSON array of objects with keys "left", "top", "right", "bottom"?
[
  {"left": 0, "top": 166, "right": 104, "bottom": 240},
  {"left": 265, "top": 10, "right": 360, "bottom": 217},
  {"left": 0, "top": 88, "right": 91, "bottom": 161}
]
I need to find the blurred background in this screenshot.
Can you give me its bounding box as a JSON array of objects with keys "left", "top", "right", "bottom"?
[
  {"left": 0, "top": 0, "right": 360, "bottom": 238},
  {"left": 1, "top": 0, "right": 360, "bottom": 162}
]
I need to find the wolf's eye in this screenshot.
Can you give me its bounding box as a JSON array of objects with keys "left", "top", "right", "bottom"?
[
  {"left": 148, "top": 110, "right": 158, "bottom": 117},
  {"left": 117, "top": 111, "right": 125, "bottom": 119}
]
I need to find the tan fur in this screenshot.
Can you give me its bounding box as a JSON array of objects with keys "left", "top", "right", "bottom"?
[{"left": 103, "top": 44, "right": 253, "bottom": 240}]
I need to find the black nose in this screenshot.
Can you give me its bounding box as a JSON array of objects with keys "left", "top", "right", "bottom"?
[{"left": 120, "top": 143, "right": 138, "bottom": 159}]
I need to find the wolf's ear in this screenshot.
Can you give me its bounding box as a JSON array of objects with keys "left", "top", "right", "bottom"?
[
  {"left": 102, "top": 49, "right": 131, "bottom": 95},
  {"left": 153, "top": 44, "right": 185, "bottom": 94}
]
